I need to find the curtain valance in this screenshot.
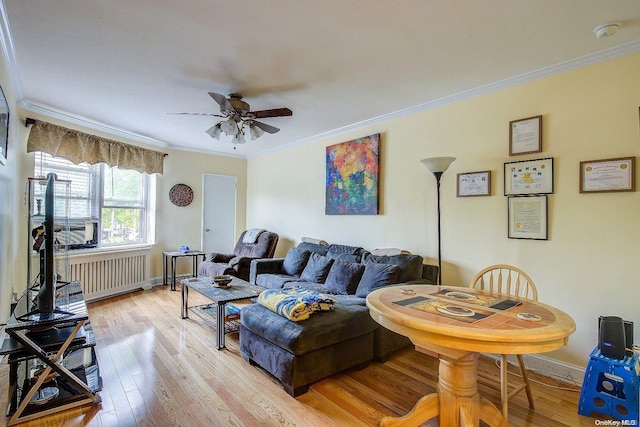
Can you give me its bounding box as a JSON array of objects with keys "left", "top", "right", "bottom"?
[{"left": 26, "top": 119, "right": 166, "bottom": 174}]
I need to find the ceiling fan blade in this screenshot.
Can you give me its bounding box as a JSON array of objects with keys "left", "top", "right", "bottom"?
[
  {"left": 250, "top": 108, "right": 293, "bottom": 119},
  {"left": 251, "top": 120, "right": 280, "bottom": 134},
  {"left": 208, "top": 92, "right": 234, "bottom": 113},
  {"left": 167, "top": 112, "right": 224, "bottom": 117}
]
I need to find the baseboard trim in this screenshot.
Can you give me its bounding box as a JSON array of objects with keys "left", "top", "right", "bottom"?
[
  {"left": 486, "top": 353, "right": 585, "bottom": 387},
  {"left": 149, "top": 274, "right": 191, "bottom": 287},
  {"left": 523, "top": 354, "right": 585, "bottom": 387}
]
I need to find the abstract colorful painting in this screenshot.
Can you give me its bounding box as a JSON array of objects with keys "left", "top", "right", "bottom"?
[{"left": 325, "top": 134, "right": 379, "bottom": 215}]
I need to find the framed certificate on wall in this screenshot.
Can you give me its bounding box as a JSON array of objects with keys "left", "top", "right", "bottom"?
[
  {"left": 457, "top": 171, "right": 491, "bottom": 197},
  {"left": 509, "top": 115, "right": 542, "bottom": 156},
  {"left": 508, "top": 195, "right": 548, "bottom": 240},
  {"left": 504, "top": 157, "right": 554, "bottom": 195},
  {"left": 580, "top": 157, "right": 635, "bottom": 193}
]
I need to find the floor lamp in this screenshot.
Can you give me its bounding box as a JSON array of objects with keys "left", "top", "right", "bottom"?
[{"left": 420, "top": 156, "right": 456, "bottom": 285}]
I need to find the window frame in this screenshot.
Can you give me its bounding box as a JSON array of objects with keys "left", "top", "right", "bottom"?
[{"left": 34, "top": 152, "right": 152, "bottom": 249}]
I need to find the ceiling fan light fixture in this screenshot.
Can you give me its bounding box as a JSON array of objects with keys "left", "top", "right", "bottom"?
[
  {"left": 232, "top": 132, "right": 246, "bottom": 146},
  {"left": 249, "top": 123, "right": 265, "bottom": 140},
  {"left": 221, "top": 119, "right": 239, "bottom": 136},
  {"left": 174, "top": 92, "right": 291, "bottom": 148},
  {"left": 205, "top": 123, "right": 222, "bottom": 139}
]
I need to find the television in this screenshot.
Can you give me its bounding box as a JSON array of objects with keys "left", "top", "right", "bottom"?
[
  {"left": 36, "top": 173, "right": 57, "bottom": 315},
  {"left": 12, "top": 174, "right": 74, "bottom": 324}
]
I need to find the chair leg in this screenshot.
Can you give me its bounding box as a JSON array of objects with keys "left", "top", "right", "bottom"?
[
  {"left": 500, "top": 354, "right": 509, "bottom": 419},
  {"left": 517, "top": 354, "right": 535, "bottom": 409}
]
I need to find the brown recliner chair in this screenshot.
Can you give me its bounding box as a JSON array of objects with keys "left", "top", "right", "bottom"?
[{"left": 198, "top": 229, "right": 279, "bottom": 281}]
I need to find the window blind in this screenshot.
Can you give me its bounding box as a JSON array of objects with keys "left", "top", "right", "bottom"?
[{"left": 34, "top": 153, "right": 100, "bottom": 220}]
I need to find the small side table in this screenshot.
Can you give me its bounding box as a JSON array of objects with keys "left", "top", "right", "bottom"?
[{"left": 162, "top": 250, "right": 206, "bottom": 291}]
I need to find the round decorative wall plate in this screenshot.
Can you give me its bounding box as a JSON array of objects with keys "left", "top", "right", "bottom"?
[{"left": 169, "top": 183, "right": 194, "bottom": 207}]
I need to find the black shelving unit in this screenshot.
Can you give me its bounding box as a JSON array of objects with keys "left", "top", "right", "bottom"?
[{"left": 1, "top": 281, "right": 102, "bottom": 425}]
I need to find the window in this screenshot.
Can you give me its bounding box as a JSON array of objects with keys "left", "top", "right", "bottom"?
[{"left": 34, "top": 152, "right": 153, "bottom": 248}]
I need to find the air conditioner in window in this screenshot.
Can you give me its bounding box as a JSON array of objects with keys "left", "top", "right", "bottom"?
[{"left": 67, "top": 221, "right": 99, "bottom": 249}]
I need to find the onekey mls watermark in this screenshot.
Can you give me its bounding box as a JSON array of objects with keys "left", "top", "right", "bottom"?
[{"left": 594, "top": 420, "right": 638, "bottom": 426}]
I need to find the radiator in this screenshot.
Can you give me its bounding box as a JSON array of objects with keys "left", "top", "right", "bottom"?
[{"left": 68, "top": 247, "right": 151, "bottom": 301}]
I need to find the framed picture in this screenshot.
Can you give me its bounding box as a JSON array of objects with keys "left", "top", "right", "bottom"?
[
  {"left": 325, "top": 133, "right": 379, "bottom": 215},
  {"left": 504, "top": 157, "right": 554, "bottom": 195},
  {"left": 0, "top": 85, "right": 8, "bottom": 165},
  {"left": 457, "top": 170, "right": 491, "bottom": 197},
  {"left": 509, "top": 115, "right": 542, "bottom": 156},
  {"left": 508, "top": 195, "right": 548, "bottom": 240},
  {"left": 580, "top": 157, "right": 636, "bottom": 193}
]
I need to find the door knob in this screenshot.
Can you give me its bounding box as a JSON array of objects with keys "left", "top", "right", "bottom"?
[{"left": 205, "top": 228, "right": 210, "bottom": 232}]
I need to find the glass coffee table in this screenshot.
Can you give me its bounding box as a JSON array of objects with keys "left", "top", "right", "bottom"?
[{"left": 180, "top": 276, "right": 263, "bottom": 350}]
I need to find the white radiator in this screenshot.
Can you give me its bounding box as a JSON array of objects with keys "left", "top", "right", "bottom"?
[{"left": 68, "top": 247, "right": 151, "bottom": 301}]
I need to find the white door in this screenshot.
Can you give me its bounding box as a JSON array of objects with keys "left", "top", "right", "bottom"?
[{"left": 202, "top": 174, "right": 236, "bottom": 254}]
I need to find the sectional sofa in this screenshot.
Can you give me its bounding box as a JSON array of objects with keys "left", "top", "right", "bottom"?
[{"left": 240, "top": 241, "right": 438, "bottom": 396}]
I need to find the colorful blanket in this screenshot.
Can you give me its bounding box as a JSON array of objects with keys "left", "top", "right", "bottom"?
[{"left": 257, "top": 287, "right": 336, "bottom": 322}]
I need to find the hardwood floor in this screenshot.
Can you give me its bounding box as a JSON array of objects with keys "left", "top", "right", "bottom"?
[{"left": 0, "top": 285, "right": 606, "bottom": 426}]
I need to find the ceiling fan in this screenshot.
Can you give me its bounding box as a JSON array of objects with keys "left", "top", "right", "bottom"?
[{"left": 171, "top": 92, "right": 293, "bottom": 147}]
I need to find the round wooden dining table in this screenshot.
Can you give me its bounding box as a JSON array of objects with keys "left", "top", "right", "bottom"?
[{"left": 366, "top": 285, "right": 576, "bottom": 427}]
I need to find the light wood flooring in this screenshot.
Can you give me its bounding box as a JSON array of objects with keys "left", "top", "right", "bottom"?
[{"left": 0, "top": 284, "right": 608, "bottom": 426}]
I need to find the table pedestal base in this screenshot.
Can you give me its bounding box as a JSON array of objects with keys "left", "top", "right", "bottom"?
[{"left": 380, "top": 352, "right": 509, "bottom": 427}]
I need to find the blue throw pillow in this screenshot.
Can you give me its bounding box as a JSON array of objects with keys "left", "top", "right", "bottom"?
[
  {"left": 324, "top": 259, "right": 365, "bottom": 295},
  {"left": 364, "top": 254, "right": 424, "bottom": 283},
  {"left": 297, "top": 242, "right": 329, "bottom": 256},
  {"left": 300, "top": 252, "right": 334, "bottom": 283},
  {"left": 282, "top": 247, "right": 311, "bottom": 276},
  {"left": 327, "top": 244, "right": 364, "bottom": 263},
  {"left": 355, "top": 262, "right": 400, "bottom": 298}
]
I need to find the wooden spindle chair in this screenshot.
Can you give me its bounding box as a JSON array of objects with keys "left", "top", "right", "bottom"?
[{"left": 469, "top": 264, "right": 538, "bottom": 420}]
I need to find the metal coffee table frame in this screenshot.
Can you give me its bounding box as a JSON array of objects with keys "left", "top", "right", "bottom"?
[{"left": 181, "top": 277, "right": 263, "bottom": 350}]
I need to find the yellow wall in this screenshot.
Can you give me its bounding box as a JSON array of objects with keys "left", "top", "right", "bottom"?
[
  {"left": 8, "top": 110, "right": 248, "bottom": 294},
  {"left": 0, "top": 50, "right": 21, "bottom": 323},
  {"left": 248, "top": 53, "right": 640, "bottom": 367},
  {"left": 153, "top": 148, "right": 247, "bottom": 276}
]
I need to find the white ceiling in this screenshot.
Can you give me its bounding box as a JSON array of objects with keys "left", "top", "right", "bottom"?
[{"left": 2, "top": 1, "right": 640, "bottom": 158}]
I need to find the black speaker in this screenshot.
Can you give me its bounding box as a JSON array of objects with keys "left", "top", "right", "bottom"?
[{"left": 598, "top": 316, "right": 626, "bottom": 360}]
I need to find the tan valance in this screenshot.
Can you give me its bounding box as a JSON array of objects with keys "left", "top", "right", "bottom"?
[{"left": 26, "top": 119, "right": 166, "bottom": 174}]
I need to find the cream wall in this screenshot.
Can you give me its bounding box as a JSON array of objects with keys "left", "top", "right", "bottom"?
[
  {"left": 154, "top": 149, "right": 247, "bottom": 276},
  {"left": 0, "top": 51, "right": 21, "bottom": 324},
  {"left": 248, "top": 53, "right": 640, "bottom": 367},
  {"left": 7, "top": 111, "right": 247, "bottom": 295}
]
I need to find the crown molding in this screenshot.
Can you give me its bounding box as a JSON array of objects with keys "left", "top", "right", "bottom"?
[
  {"left": 20, "top": 101, "right": 246, "bottom": 159},
  {"left": 21, "top": 101, "right": 168, "bottom": 147},
  {"left": 249, "top": 39, "right": 640, "bottom": 159},
  {"left": 0, "top": 0, "right": 23, "bottom": 101}
]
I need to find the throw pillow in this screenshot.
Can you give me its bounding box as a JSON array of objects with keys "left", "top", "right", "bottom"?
[
  {"left": 355, "top": 263, "right": 400, "bottom": 298},
  {"left": 324, "top": 259, "right": 365, "bottom": 295},
  {"left": 297, "top": 242, "right": 329, "bottom": 256},
  {"left": 327, "top": 244, "right": 364, "bottom": 263},
  {"left": 364, "top": 254, "right": 423, "bottom": 283},
  {"left": 282, "top": 247, "right": 311, "bottom": 276},
  {"left": 300, "top": 252, "right": 334, "bottom": 283}
]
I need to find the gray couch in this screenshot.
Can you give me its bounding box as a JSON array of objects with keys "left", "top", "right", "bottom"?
[{"left": 240, "top": 242, "right": 437, "bottom": 396}]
